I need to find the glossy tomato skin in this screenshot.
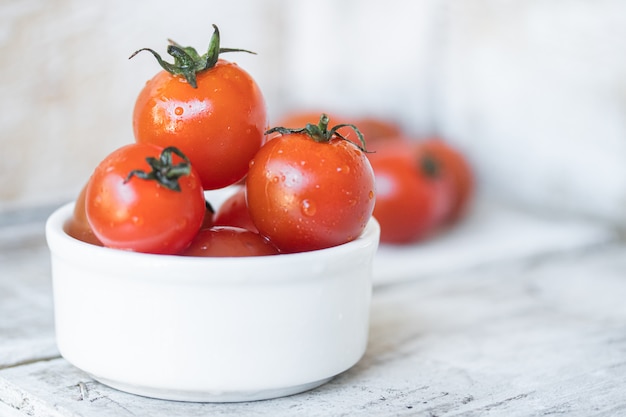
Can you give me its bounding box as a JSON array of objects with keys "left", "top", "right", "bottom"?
[
  {"left": 213, "top": 186, "right": 258, "bottom": 232},
  {"left": 246, "top": 134, "right": 376, "bottom": 253},
  {"left": 133, "top": 59, "right": 267, "bottom": 190},
  {"left": 419, "top": 138, "right": 474, "bottom": 223},
  {"left": 64, "top": 181, "right": 103, "bottom": 246},
  {"left": 368, "top": 142, "right": 452, "bottom": 244},
  {"left": 181, "top": 226, "right": 279, "bottom": 257},
  {"left": 85, "top": 143, "right": 206, "bottom": 254}
]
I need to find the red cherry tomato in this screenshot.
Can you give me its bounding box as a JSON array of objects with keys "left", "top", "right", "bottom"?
[
  {"left": 339, "top": 116, "right": 407, "bottom": 152},
  {"left": 368, "top": 142, "right": 452, "bottom": 244},
  {"left": 354, "top": 116, "right": 403, "bottom": 140},
  {"left": 274, "top": 110, "right": 336, "bottom": 129},
  {"left": 131, "top": 25, "right": 267, "bottom": 190},
  {"left": 213, "top": 186, "right": 257, "bottom": 233},
  {"left": 246, "top": 114, "right": 376, "bottom": 253},
  {"left": 419, "top": 138, "right": 474, "bottom": 223},
  {"left": 181, "top": 226, "right": 279, "bottom": 257},
  {"left": 85, "top": 144, "right": 205, "bottom": 254},
  {"left": 64, "top": 181, "right": 102, "bottom": 246}
]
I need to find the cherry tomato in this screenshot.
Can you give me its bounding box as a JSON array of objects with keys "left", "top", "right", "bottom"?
[
  {"left": 64, "top": 181, "right": 102, "bottom": 246},
  {"left": 213, "top": 186, "right": 258, "bottom": 232},
  {"left": 246, "top": 114, "right": 376, "bottom": 253},
  {"left": 274, "top": 110, "right": 343, "bottom": 128},
  {"left": 85, "top": 144, "right": 205, "bottom": 254},
  {"left": 368, "top": 142, "right": 452, "bottom": 244},
  {"left": 131, "top": 25, "right": 267, "bottom": 190},
  {"left": 354, "top": 116, "right": 403, "bottom": 140},
  {"left": 340, "top": 116, "right": 407, "bottom": 152},
  {"left": 181, "top": 226, "right": 279, "bottom": 257},
  {"left": 419, "top": 138, "right": 474, "bottom": 223}
]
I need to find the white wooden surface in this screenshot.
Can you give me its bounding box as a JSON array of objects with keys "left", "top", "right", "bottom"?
[{"left": 1, "top": 199, "right": 626, "bottom": 416}]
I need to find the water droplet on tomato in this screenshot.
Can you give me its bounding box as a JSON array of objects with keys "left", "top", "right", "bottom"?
[
  {"left": 174, "top": 106, "right": 184, "bottom": 116},
  {"left": 301, "top": 199, "right": 317, "bottom": 216}
]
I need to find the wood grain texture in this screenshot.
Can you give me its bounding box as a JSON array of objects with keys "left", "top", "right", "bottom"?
[
  {"left": 1, "top": 208, "right": 625, "bottom": 416},
  {"left": 0, "top": 223, "right": 59, "bottom": 370}
]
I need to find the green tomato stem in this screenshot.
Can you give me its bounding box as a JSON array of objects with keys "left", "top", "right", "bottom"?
[
  {"left": 266, "top": 113, "right": 369, "bottom": 152},
  {"left": 125, "top": 146, "right": 192, "bottom": 192},
  {"left": 129, "top": 24, "right": 256, "bottom": 88},
  {"left": 419, "top": 153, "right": 441, "bottom": 178}
]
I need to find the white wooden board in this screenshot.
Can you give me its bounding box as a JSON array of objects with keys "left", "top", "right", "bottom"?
[
  {"left": 373, "top": 197, "right": 618, "bottom": 284},
  {"left": 2, "top": 244, "right": 626, "bottom": 416},
  {"left": 0, "top": 227, "right": 58, "bottom": 370}
]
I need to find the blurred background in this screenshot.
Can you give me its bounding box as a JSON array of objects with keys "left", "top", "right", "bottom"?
[{"left": 1, "top": 0, "right": 625, "bottom": 226}]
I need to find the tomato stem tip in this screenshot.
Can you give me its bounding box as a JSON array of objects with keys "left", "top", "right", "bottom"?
[
  {"left": 266, "top": 113, "right": 369, "bottom": 152},
  {"left": 124, "top": 146, "right": 192, "bottom": 192},
  {"left": 419, "top": 153, "right": 441, "bottom": 178},
  {"left": 129, "top": 24, "right": 256, "bottom": 88}
]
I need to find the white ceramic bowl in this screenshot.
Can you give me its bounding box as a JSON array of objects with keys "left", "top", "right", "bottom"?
[{"left": 46, "top": 202, "right": 380, "bottom": 402}]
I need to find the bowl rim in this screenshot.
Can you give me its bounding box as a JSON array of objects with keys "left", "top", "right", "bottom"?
[{"left": 46, "top": 201, "right": 380, "bottom": 283}]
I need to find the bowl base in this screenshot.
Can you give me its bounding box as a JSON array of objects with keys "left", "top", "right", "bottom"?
[{"left": 90, "top": 375, "right": 334, "bottom": 403}]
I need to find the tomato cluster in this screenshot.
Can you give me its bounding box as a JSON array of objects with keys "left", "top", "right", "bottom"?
[
  {"left": 66, "top": 26, "right": 376, "bottom": 256},
  {"left": 274, "top": 111, "right": 475, "bottom": 245}
]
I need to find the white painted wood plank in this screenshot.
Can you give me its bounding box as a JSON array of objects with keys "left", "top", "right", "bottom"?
[
  {"left": 0, "top": 226, "right": 59, "bottom": 369},
  {"left": 0, "top": 401, "right": 27, "bottom": 417},
  {"left": 435, "top": 0, "right": 626, "bottom": 226},
  {"left": 373, "top": 197, "right": 618, "bottom": 285},
  {"left": 2, "top": 244, "right": 626, "bottom": 416}
]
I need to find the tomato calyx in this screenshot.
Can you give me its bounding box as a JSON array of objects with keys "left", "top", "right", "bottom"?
[
  {"left": 124, "top": 146, "right": 193, "bottom": 192},
  {"left": 266, "top": 113, "right": 369, "bottom": 152},
  {"left": 418, "top": 152, "right": 442, "bottom": 179},
  {"left": 129, "top": 24, "right": 256, "bottom": 88}
]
